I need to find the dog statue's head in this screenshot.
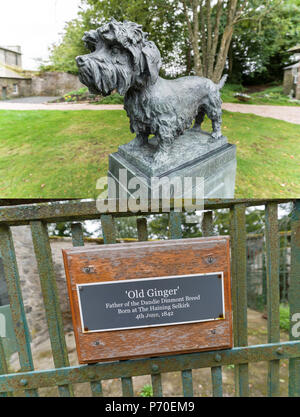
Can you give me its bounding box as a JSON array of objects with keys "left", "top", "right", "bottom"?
[{"left": 76, "top": 18, "right": 162, "bottom": 96}]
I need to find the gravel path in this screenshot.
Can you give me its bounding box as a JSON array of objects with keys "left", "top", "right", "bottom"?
[
  {"left": 222, "top": 103, "right": 300, "bottom": 125},
  {"left": 1, "top": 96, "right": 60, "bottom": 104},
  {"left": 0, "top": 101, "right": 299, "bottom": 124},
  {"left": 0, "top": 102, "right": 123, "bottom": 111}
]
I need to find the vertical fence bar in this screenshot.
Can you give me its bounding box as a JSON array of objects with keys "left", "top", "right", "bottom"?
[
  {"left": 70, "top": 223, "right": 103, "bottom": 397},
  {"left": 262, "top": 251, "right": 267, "bottom": 306},
  {"left": 0, "top": 254, "right": 8, "bottom": 397},
  {"left": 101, "top": 215, "right": 135, "bottom": 397},
  {"left": 0, "top": 338, "right": 7, "bottom": 375},
  {"left": 151, "top": 374, "right": 163, "bottom": 397},
  {"left": 230, "top": 204, "right": 249, "bottom": 397},
  {"left": 289, "top": 200, "right": 300, "bottom": 397},
  {"left": 30, "top": 221, "right": 73, "bottom": 397},
  {"left": 137, "top": 218, "right": 148, "bottom": 242},
  {"left": 101, "top": 215, "right": 117, "bottom": 244},
  {"left": 169, "top": 211, "right": 193, "bottom": 397},
  {"left": 202, "top": 211, "right": 223, "bottom": 397},
  {"left": 0, "top": 338, "right": 8, "bottom": 397},
  {"left": 283, "top": 232, "right": 288, "bottom": 302},
  {"left": 121, "top": 376, "right": 134, "bottom": 397},
  {"left": 211, "top": 366, "right": 223, "bottom": 397},
  {"left": 0, "top": 225, "right": 38, "bottom": 397},
  {"left": 201, "top": 211, "right": 214, "bottom": 237},
  {"left": 71, "top": 223, "right": 85, "bottom": 247},
  {"left": 169, "top": 211, "right": 182, "bottom": 240},
  {"left": 181, "top": 369, "right": 194, "bottom": 397},
  {"left": 137, "top": 217, "right": 164, "bottom": 396},
  {"left": 265, "top": 203, "right": 280, "bottom": 396}
]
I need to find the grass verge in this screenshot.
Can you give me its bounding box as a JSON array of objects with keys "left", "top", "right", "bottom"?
[{"left": 0, "top": 109, "right": 299, "bottom": 198}]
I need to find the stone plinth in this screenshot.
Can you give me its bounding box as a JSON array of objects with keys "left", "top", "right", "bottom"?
[{"left": 108, "top": 129, "right": 237, "bottom": 199}]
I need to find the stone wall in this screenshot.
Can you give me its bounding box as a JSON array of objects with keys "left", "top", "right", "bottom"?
[
  {"left": 283, "top": 68, "right": 294, "bottom": 96},
  {"left": 0, "top": 72, "right": 84, "bottom": 99},
  {"left": 0, "top": 227, "right": 98, "bottom": 347},
  {"left": 296, "top": 71, "right": 300, "bottom": 100},
  {"left": 31, "top": 72, "right": 84, "bottom": 97},
  {"left": 283, "top": 66, "right": 300, "bottom": 99},
  {"left": 0, "top": 78, "right": 32, "bottom": 99}
]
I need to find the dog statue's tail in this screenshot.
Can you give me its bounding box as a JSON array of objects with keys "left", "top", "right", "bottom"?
[{"left": 217, "top": 74, "right": 228, "bottom": 90}]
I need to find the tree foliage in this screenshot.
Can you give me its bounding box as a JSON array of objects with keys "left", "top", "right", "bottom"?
[
  {"left": 46, "top": 0, "right": 186, "bottom": 75},
  {"left": 230, "top": 0, "right": 300, "bottom": 83},
  {"left": 181, "top": 0, "right": 286, "bottom": 82},
  {"left": 45, "top": 0, "right": 300, "bottom": 84}
]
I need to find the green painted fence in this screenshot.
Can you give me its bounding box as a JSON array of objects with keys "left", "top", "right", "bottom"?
[
  {"left": 0, "top": 305, "right": 18, "bottom": 358},
  {"left": 0, "top": 199, "right": 299, "bottom": 397}
]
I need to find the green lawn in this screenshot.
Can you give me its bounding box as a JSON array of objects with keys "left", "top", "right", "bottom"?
[{"left": 0, "top": 110, "right": 299, "bottom": 198}]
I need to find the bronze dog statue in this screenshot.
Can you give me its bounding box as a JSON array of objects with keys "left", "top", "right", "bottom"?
[{"left": 76, "top": 19, "right": 227, "bottom": 156}]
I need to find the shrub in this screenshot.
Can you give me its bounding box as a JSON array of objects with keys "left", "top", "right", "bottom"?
[
  {"left": 279, "top": 304, "right": 290, "bottom": 332},
  {"left": 64, "top": 87, "right": 89, "bottom": 97},
  {"left": 97, "top": 93, "right": 124, "bottom": 105},
  {"left": 139, "top": 384, "right": 153, "bottom": 397}
]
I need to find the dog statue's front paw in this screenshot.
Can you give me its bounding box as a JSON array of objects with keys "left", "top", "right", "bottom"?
[
  {"left": 153, "top": 149, "right": 167, "bottom": 165},
  {"left": 130, "top": 135, "right": 148, "bottom": 148},
  {"left": 211, "top": 131, "right": 222, "bottom": 141}
]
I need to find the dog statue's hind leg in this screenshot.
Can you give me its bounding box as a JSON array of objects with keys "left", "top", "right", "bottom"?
[
  {"left": 192, "top": 107, "right": 206, "bottom": 132},
  {"left": 206, "top": 100, "right": 223, "bottom": 140}
]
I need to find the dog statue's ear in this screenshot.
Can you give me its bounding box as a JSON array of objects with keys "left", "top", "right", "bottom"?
[{"left": 141, "top": 41, "right": 161, "bottom": 85}]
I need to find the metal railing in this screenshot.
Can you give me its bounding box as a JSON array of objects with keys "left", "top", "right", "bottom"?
[{"left": 0, "top": 199, "right": 299, "bottom": 397}]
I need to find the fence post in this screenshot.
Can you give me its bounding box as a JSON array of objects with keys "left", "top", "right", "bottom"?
[
  {"left": 265, "top": 203, "right": 280, "bottom": 396},
  {"left": 101, "top": 215, "right": 134, "bottom": 397},
  {"left": 0, "top": 225, "right": 37, "bottom": 397},
  {"left": 230, "top": 204, "right": 249, "bottom": 397},
  {"left": 70, "top": 223, "right": 103, "bottom": 397},
  {"left": 289, "top": 200, "right": 300, "bottom": 397},
  {"left": 30, "top": 221, "right": 73, "bottom": 397},
  {"left": 202, "top": 211, "right": 223, "bottom": 397}
]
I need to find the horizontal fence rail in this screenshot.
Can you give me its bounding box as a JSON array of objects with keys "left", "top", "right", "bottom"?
[
  {"left": 0, "top": 199, "right": 299, "bottom": 397},
  {"left": 0, "top": 342, "right": 300, "bottom": 393},
  {"left": 0, "top": 199, "right": 291, "bottom": 225}
]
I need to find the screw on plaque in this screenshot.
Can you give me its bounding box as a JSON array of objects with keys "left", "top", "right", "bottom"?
[
  {"left": 83, "top": 266, "right": 95, "bottom": 273},
  {"left": 215, "top": 354, "right": 222, "bottom": 362},
  {"left": 204, "top": 255, "right": 216, "bottom": 265},
  {"left": 20, "top": 379, "right": 28, "bottom": 386},
  {"left": 151, "top": 364, "right": 159, "bottom": 373},
  {"left": 276, "top": 347, "right": 284, "bottom": 355}
]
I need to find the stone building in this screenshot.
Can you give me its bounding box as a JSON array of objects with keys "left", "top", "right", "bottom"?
[
  {"left": 0, "top": 45, "right": 84, "bottom": 99},
  {"left": 283, "top": 45, "right": 300, "bottom": 100},
  {"left": 0, "top": 45, "right": 32, "bottom": 99}
]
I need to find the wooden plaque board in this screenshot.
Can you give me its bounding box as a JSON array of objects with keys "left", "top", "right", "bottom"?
[{"left": 62, "top": 237, "right": 232, "bottom": 363}]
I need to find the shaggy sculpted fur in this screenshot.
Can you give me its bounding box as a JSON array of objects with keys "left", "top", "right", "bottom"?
[{"left": 76, "top": 19, "right": 227, "bottom": 155}]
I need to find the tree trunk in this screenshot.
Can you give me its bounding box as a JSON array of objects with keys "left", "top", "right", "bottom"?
[
  {"left": 228, "top": 41, "right": 233, "bottom": 79},
  {"left": 186, "top": 45, "right": 192, "bottom": 75},
  {"left": 182, "top": 0, "right": 245, "bottom": 82},
  {"left": 183, "top": 0, "right": 203, "bottom": 76}
]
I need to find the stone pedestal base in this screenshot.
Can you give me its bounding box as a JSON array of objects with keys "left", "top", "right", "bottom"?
[{"left": 108, "top": 139, "right": 236, "bottom": 199}]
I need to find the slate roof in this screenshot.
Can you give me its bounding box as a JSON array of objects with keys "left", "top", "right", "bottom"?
[
  {"left": 0, "top": 62, "right": 31, "bottom": 79},
  {"left": 284, "top": 61, "right": 300, "bottom": 70},
  {"left": 287, "top": 45, "right": 300, "bottom": 53},
  {"left": 0, "top": 45, "right": 22, "bottom": 55}
]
